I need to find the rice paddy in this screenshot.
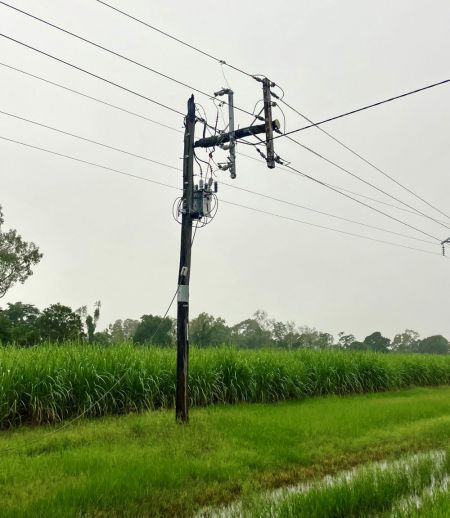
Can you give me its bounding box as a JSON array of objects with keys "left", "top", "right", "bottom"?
[{"left": 1, "top": 344, "right": 450, "bottom": 428}]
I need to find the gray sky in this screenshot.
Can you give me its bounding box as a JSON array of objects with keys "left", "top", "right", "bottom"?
[{"left": 1, "top": 0, "right": 449, "bottom": 341}]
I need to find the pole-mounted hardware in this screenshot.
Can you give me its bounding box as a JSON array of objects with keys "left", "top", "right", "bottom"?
[
  {"left": 194, "top": 120, "right": 280, "bottom": 149},
  {"left": 262, "top": 77, "right": 276, "bottom": 169},
  {"left": 214, "top": 88, "right": 236, "bottom": 179},
  {"left": 441, "top": 237, "right": 450, "bottom": 256}
]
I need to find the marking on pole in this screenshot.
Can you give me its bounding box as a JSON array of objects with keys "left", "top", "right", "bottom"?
[{"left": 178, "top": 285, "right": 189, "bottom": 303}]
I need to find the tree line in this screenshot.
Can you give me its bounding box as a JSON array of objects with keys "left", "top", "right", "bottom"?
[
  {"left": 0, "top": 303, "right": 448, "bottom": 354},
  {"left": 0, "top": 205, "right": 448, "bottom": 353}
]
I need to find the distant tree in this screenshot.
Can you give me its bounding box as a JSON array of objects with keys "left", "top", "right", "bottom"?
[
  {"left": 347, "top": 340, "right": 369, "bottom": 351},
  {"left": 272, "top": 320, "right": 298, "bottom": 349},
  {"left": 417, "top": 335, "right": 449, "bottom": 355},
  {"left": 337, "top": 332, "right": 356, "bottom": 349},
  {"left": 123, "top": 318, "right": 139, "bottom": 340},
  {"left": 0, "top": 311, "right": 12, "bottom": 343},
  {"left": 37, "top": 303, "right": 83, "bottom": 342},
  {"left": 190, "top": 312, "right": 231, "bottom": 347},
  {"left": 317, "top": 332, "right": 334, "bottom": 349},
  {"left": 1, "top": 302, "right": 40, "bottom": 345},
  {"left": 108, "top": 318, "right": 139, "bottom": 343},
  {"left": 391, "top": 329, "right": 420, "bottom": 353},
  {"left": 231, "top": 311, "right": 272, "bottom": 349},
  {"left": 92, "top": 330, "right": 111, "bottom": 346},
  {"left": 0, "top": 205, "right": 42, "bottom": 298},
  {"left": 108, "top": 319, "right": 125, "bottom": 342},
  {"left": 363, "top": 331, "right": 390, "bottom": 353},
  {"left": 76, "top": 301, "right": 101, "bottom": 343},
  {"left": 133, "top": 314, "right": 173, "bottom": 345},
  {"left": 295, "top": 326, "right": 334, "bottom": 349}
]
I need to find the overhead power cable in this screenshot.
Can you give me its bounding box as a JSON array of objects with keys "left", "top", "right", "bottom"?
[
  {"left": 224, "top": 200, "right": 445, "bottom": 258},
  {"left": 3, "top": 32, "right": 446, "bottom": 228},
  {"left": 0, "top": 110, "right": 181, "bottom": 171},
  {"left": 0, "top": 109, "right": 436, "bottom": 246},
  {"left": 279, "top": 98, "right": 450, "bottom": 220},
  {"left": 94, "top": 0, "right": 255, "bottom": 79},
  {"left": 282, "top": 164, "right": 442, "bottom": 242},
  {"left": 233, "top": 142, "right": 447, "bottom": 239},
  {"left": 0, "top": 61, "right": 182, "bottom": 133},
  {"left": 236, "top": 148, "right": 449, "bottom": 222},
  {"left": 0, "top": 135, "right": 181, "bottom": 191},
  {"left": 3, "top": 62, "right": 430, "bottom": 223},
  {"left": 0, "top": 3, "right": 258, "bottom": 120},
  {"left": 90, "top": 0, "right": 450, "bottom": 223},
  {"left": 0, "top": 33, "right": 185, "bottom": 116},
  {"left": 222, "top": 183, "right": 434, "bottom": 245},
  {"left": 0, "top": 134, "right": 445, "bottom": 260},
  {"left": 271, "top": 78, "right": 450, "bottom": 140},
  {"left": 283, "top": 134, "right": 450, "bottom": 230}
]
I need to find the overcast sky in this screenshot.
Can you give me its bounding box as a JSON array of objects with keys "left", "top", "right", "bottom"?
[{"left": 1, "top": 0, "right": 449, "bottom": 340}]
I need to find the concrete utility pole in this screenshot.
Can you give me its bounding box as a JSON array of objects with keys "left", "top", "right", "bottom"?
[{"left": 176, "top": 94, "right": 195, "bottom": 423}]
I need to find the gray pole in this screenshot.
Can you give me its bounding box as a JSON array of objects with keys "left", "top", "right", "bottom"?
[{"left": 176, "top": 94, "right": 195, "bottom": 423}]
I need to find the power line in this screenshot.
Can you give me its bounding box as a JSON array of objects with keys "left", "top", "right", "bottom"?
[
  {"left": 94, "top": 0, "right": 254, "bottom": 79},
  {"left": 279, "top": 98, "right": 450, "bottom": 220},
  {"left": 222, "top": 183, "right": 435, "bottom": 245},
  {"left": 3, "top": 61, "right": 427, "bottom": 225},
  {"left": 72, "top": 0, "right": 450, "bottom": 224},
  {"left": 0, "top": 33, "right": 185, "bottom": 116},
  {"left": 271, "top": 78, "right": 450, "bottom": 140},
  {"left": 0, "top": 61, "right": 183, "bottom": 133},
  {"left": 0, "top": 135, "right": 181, "bottom": 191},
  {"left": 224, "top": 199, "right": 446, "bottom": 258},
  {"left": 0, "top": 3, "right": 258, "bottom": 120},
  {"left": 236, "top": 129, "right": 448, "bottom": 240},
  {"left": 1, "top": 134, "right": 445, "bottom": 257},
  {"left": 282, "top": 163, "right": 442, "bottom": 242},
  {"left": 0, "top": 110, "right": 181, "bottom": 171},
  {"left": 236, "top": 148, "right": 449, "bottom": 222},
  {"left": 283, "top": 134, "right": 450, "bottom": 231},
  {"left": 1, "top": 109, "right": 437, "bottom": 246},
  {"left": 3, "top": 56, "right": 445, "bottom": 233}
]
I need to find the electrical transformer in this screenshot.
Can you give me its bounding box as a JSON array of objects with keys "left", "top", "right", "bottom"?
[{"left": 192, "top": 187, "right": 212, "bottom": 219}]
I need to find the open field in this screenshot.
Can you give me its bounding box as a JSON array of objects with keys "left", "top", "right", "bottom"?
[
  {"left": 0, "top": 386, "right": 450, "bottom": 517},
  {"left": 2, "top": 344, "right": 450, "bottom": 427}
]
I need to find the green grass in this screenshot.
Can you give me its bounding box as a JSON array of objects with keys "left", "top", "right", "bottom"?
[
  {"left": 0, "top": 386, "right": 450, "bottom": 517},
  {"left": 228, "top": 451, "right": 450, "bottom": 518},
  {"left": 1, "top": 344, "right": 450, "bottom": 427},
  {"left": 407, "top": 484, "right": 450, "bottom": 517}
]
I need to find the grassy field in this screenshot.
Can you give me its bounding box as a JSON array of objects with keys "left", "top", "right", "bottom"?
[
  {"left": 2, "top": 344, "right": 450, "bottom": 427},
  {"left": 0, "top": 386, "right": 450, "bottom": 517}
]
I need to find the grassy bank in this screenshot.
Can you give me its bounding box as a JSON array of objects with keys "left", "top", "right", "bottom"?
[
  {"left": 1, "top": 344, "right": 450, "bottom": 427},
  {"left": 0, "top": 387, "right": 450, "bottom": 517}
]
